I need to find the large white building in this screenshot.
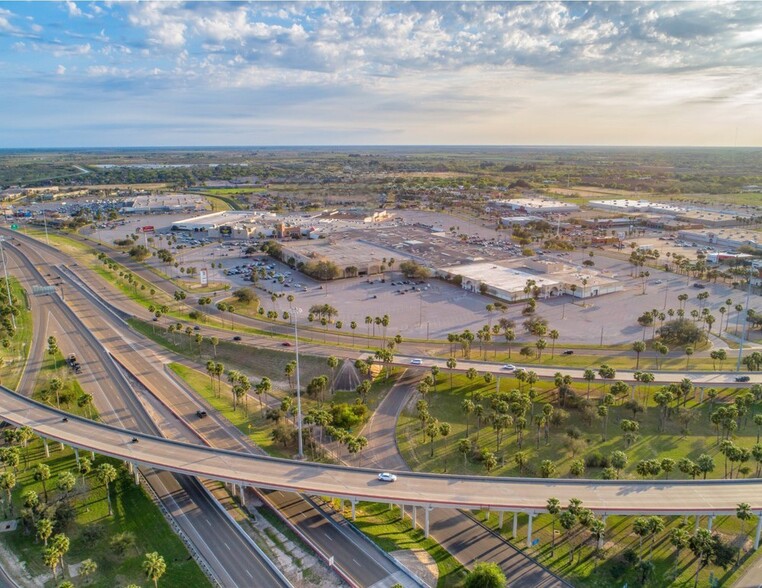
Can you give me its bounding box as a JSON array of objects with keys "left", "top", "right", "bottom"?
[
  {"left": 438, "top": 259, "right": 622, "bottom": 301},
  {"left": 490, "top": 198, "right": 579, "bottom": 214},
  {"left": 589, "top": 199, "right": 686, "bottom": 214},
  {"left": 171, "top": 210, "right": 275, "bottom": 233}
]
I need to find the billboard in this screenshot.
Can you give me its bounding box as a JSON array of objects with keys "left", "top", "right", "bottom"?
[
  {"left": 141, "top": 225, "right": 155, "bottom": 233},
  {"left": 199, "top": 268, "right": 208, "bottom": 287}
]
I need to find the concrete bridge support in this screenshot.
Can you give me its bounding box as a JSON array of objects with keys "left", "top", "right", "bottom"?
[
  {"left": 74, "top": 447, "right": 80, "bottom": 468},
  {"left": 513, "top": 512, "right": 518, "bottom": 538},
  {"left": 43, "top": 438, "right": 49, "bottom": 458},
  {"left": 527, "top": 512, "right": 535, "bottom": 547},
  {"left": 424, "top": 505, "right": 431, "bottom": 539},
  {"left": 755, "top": 514, "right": 762, "bottom": 550}
]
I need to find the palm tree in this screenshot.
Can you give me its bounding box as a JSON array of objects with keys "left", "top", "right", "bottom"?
[
  {"left": 34, "top": 463, "right": 51, "bottom": 502},
  {"left": 547, "top": 497, "right": 561, "bottom": 556},
  {"left": 0, "top": 471, "right": 15, "bottom": 516},
  {"left": 80, "top": 558, "right": 98, "bottom": 580},
  {"left": 36, "top": 517, "right": 53, "bottom": 546},
  {"left": 583, "top": 369, "right": 595, "bottom": 399},
  {"left": 327, "top": 356, "right": 339, "bottom": 393},
  {"left": 670, "top": 527, "right": 690, "bottom": 564},
  {"left": 446, "top": 357, "right": 457, "bottom": 390},
  {"left": 462, "top": 399, "right": 474, "bottom": 437},
  {"left": 143, "top": 552, "right": 167, "bottom": 588},
  {"left": 96, "top": 463, "right": 118, "bottom": 516},
  {"left": 632, "top": 341, "right": 646, "bottom": 369},
  {"left": 737, "top": 502, "right": 753, "bottom": 540},
  {"left": 548, "top": 330, "right": 559, "bottom": 358}
]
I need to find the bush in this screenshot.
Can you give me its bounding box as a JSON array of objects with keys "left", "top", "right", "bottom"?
[
  {"left": 585, "top": 451, "right": 610, "bottom": 469},
  {"left": 658, "top": 318, "right": 707, "bottom": 345}
]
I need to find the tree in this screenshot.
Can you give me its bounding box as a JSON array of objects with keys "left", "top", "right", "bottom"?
[
  {"left": 548, "top": 329, "right": 560, "bottom": 358},
  {"left": 446, "top": 357, "right": 457, "bottom": 390},
  {"left": 737, "top": 502, "right": 753, "bottom": 539},
  {"left": 632, "top": 340, "right": 646, "bottom": 369},
  {"left": 37, "top": 517, "right": 53, "bottom": 546},
  {"left": 670, "top": 526, "right": 690, "bottom": 563},
  {"left": 143, "top": 551, "right": 167, "bottom": 588},
  {"left": 0, "top": 471, "right": 15, "bottom": 516},
  {"left": 610, "top": 451, "right": 627, "bottom": 479},
  {"left": 464, "top": 561, "right": 506, "bottom": 588},
  {"left": 34, "top": 463, "right": 51, "bottom": 502},
  {"left": 583, "top": 369, "right": 596, "bottom": 400},
  {"left": 96, "top": 463, "right": 118, "bottom": 516},
  {"left": 540, "top": 459, "right": 556, "bottom": 478},
  {"left": 689, "top": 528, "right": 715, "bottom": 588},
  {"left": 78, "top": 457, "right": 92, "bottom": 488},
  {"left": 458, "top": 438, "right": 470, "bottom": 466},
  {"left": 56, "top": 471, "right": 76, "bottom": 501},
  {"left": 80, "top": 558, "right": 98, "bottom": 580},
  {"left": 547, "top": 497, "right": 561, "bottom": 556}
]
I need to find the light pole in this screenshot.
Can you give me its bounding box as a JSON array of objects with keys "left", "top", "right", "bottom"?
[
  {"left": 736, "top": 264, "right": 755, "bottom": 372},
  {"left": 290, "top": 305, "right": 304, "bottom": 459},
  {"left": 0, "top": 237, "right": 16, "bottom": 329}
]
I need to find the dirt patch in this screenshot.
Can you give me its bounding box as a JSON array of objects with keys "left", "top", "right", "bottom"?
[
  {"left": 390, "top": 549, "right": 438, "bottom": 587},
  {"left": 0, "top": 539, "right": 49, "bottom": 588}
]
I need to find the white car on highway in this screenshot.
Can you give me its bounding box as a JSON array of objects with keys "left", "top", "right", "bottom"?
[
  {"left": 501, "top": 364, "right": 516, "bottom": 371},
  {"left": 377, "top": 472, "right": 397, "bottom": 482}
]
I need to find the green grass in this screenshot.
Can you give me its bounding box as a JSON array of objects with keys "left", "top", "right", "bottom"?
[
  {"left": 168, "top": 362, "right": 292, "bottom": 458},
  {"left": 341, "top": 501, "right": 466, "bottom": 588},
  {"left": 397, "top": 372, "right": 762, "bottom": 586},
  {"left": 398, "top": 372, "right": 762, "bottom": 479},
  {"left": 0, "top": 277, "right": 33, "bottom": 391},
  {"left": 479, "top": 509, "right": 757, "bottom": 588},
  {"left": 1, "top": 439, "right": 209, "bottom": 587},
  {"left": 130, "top": 317, "right": 331, "bottom": 385}
]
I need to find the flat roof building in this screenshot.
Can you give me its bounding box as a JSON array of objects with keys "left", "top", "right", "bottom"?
[
  {"left": 438, "top": 260, "right": 622, "bottom": 301},
  {"left": 490, "top": 198, "right": 579, "bottom": 214}
]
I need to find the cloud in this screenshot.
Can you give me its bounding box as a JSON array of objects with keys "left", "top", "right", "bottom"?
[
  {"left": 56, "top": 64, "right": 66, "bottom": 75},
  {"left": 65, "top": 1, "right": 82, "bottom": 18}
]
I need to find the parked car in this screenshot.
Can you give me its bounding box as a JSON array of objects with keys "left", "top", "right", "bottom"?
[
  {"left": 377, "top": 472, "right": 397, "bottom": 482},
  {"left": 693, "top": 283, "right": 706, "bottom": 289}
]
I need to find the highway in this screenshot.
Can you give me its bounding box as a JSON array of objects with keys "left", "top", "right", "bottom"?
[
  {"left": 6, "top": 233, "right": 422, "bottom": 588},
  {"left": 3, "top": 242, "right": 291, "bottom": 588},
  {"left": 3, "top": 386, "right": 762, "bottom": 520}
]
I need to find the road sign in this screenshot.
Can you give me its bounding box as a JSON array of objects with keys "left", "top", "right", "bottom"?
[
  {"left": 10, "top": 224, "right": 18, "bottom": 230},
  {"left": 532, "top": 538, "right": 540, "bottom": 546},
  {"left": 199, "top": 268, "right": 208, "bottom": 287}
]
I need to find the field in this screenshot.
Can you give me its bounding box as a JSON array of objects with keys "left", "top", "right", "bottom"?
[{"left": 396, "top": 370, "right": 762, "bottom": 586}]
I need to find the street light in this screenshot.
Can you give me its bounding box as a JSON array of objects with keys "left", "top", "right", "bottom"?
[{"left": 290, "top": 305, "right": 304, "bottom": 459}]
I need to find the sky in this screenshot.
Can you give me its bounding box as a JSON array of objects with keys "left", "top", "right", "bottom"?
[{"left": 1, "top": 1, "right": 762, "bottom": 148}]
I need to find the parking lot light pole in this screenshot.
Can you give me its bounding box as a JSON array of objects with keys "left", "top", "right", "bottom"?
[{"left": 291, "top": 305, "right": 304, "bottom": 459}]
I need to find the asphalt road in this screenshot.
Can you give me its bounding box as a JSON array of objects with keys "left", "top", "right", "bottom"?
[
  {"left": 8, "top": 234, "right": 422, "bottom": 588},
  {"left": 5, "top": 388, "right": 762, "bottom": 517},
  {"left": 4, "top": 243, "right": 289, "bottom": 588},
  {"left": 361, "top": 370, "right": 567, "bottom": 588}
]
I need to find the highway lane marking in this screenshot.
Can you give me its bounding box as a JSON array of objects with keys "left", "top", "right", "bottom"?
[
  {"left": 323, "top": 532, "right": 333, "bottom": 542},
  {"left": 224, "top": 541, "right": 231, "bottom": 551},
  {"left": 245, "top": 570, "right": 253, "bottom": 579}
]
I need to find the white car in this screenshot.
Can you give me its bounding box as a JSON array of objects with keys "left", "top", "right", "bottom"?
[
  {"left": 501, "top": 364, "right": 516, "bottom": 371},
  {"left": 410, "top": 358, "right": 423, "bottom": 365},
  {"left": 377, "top": 472, "right": 397, "bottom": 482}
]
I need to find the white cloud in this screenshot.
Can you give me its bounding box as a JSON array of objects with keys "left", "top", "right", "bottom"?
[
  {"left": 56, "top": 64, "right": 66, "bottom": 75},
  {"left": 65, "top": 1, "right": 82, "bottom": 18}
]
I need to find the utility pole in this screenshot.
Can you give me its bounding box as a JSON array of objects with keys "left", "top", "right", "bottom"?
[{"left": 736, "top": 264, "right": 754, "bottom": 372}]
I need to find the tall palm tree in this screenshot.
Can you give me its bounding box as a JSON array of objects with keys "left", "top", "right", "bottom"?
[
  {"left": 96, "top": 463, "right": 118, "bottom": 516},
  {"left": 143, "top": 552, "right": 167, "bottom": 588},
  {"left": 546, "top": 497, "right": 561, "bottom": 556}
]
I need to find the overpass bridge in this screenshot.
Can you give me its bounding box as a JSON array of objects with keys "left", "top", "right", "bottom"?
[{"left": 3, "top": 385, "right": 762, "bottom": 548}]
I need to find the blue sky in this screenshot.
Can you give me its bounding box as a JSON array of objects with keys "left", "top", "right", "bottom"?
[{"left": 1, "top": 1, "right": 761, "bottom": 148}]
